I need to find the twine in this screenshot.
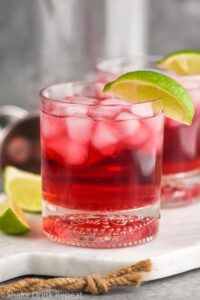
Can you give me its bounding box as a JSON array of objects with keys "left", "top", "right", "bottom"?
[{"left": 0, "top": 259, "right": 151, "bottom": 298}]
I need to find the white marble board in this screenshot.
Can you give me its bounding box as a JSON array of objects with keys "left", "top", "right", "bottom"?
[{"left": 0, "top": 194, "right": 200, "bottom": 283}]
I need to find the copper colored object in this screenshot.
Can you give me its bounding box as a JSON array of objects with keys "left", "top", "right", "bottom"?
[{"left": 0, "top": 107, "right": 40, "bottom": 174}]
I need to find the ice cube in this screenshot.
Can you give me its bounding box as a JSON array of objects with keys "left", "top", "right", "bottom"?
[
  {"left": 63, "top": 104, "right": 88, "bottom": 117},
  {"left": 116, "top": 112, "right": 135, "bottom": 121},
  {"left": 88, "top": 99, "right": 125, "bottom": 121},
  {"left": 66, "top": 116, "right": 94, "bottom": 144},
  {"left": 41, "top": 112, "right": 67, "bottom": 140},
  {"left": 118, "top": 119, "right": 149, "bottom": 149},
  {"left": 61, "top": 140, "right": 89, "bottom": 165},
  {"left": 93, "top": 98, "right": 128, "bottom": 120},
  {"left": 125, "top": 125, "right": 149, "bottom": 148},
  {"left": 43, "top": 97, "right": 89, "bottom": 117},
  {"left": 117, "top": 116, "right": 140, "bottom": 137},
  {"left": 89, "top": 106, "right": 120, "bottom": 121},
  {"left": 131, "top": 103, "right": 154, "bottom": 118},
  {"left": 92, "top": 121, "right": 120, "bottom": 156},
  {"left": 64, "top": 96, "right": 98, "bottom": 117},
  {"left": 43, "top": 134, "right": 89, "bottom": 166},
  {"left": 139, "top": 116, "right": 164, "bottom": 154}
]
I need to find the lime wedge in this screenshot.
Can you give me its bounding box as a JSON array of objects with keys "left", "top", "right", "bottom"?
[
  {"left": 103, "top": 70, "right": 194, "bottom": 125},
  {"left": 156, "top": 50, "right": 200, "bottom": 75},
  {"left": 0, "top": 196, "right": 30, "bottom": 234},
  {"left": 4, "top": 166, "right": 42, "bottom": 213}
]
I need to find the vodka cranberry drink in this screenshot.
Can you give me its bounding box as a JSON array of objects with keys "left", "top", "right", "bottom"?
[{"left": 40, "top": 82, "right": 163, "bottom": 248}]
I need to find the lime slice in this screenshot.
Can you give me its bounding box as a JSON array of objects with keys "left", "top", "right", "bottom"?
[
  {"left": 0, "top": 196, "right": 30, "bottom": 234},
  {"left": 103, "top": 70, "right": 194, "bottom": 125},
  {"left": 156, "top": 50, "right": 200, "bottom": 75},
  {"left": 4, "top": 166, "right": 42, "bottom": 213}
]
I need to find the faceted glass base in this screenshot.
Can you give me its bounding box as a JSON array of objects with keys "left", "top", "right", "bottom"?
[
  {"left": 42, "top": 201, "right": 160, "bottom": 248},
  {"left": 162, "top": 171, "right": 200, "bottom": 208}
]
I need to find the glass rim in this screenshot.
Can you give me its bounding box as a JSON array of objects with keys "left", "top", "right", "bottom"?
[
  {"left": 96, "top": 56, "right": 200, "bottom": 91},
  {"left": 96, "top": 55, "right": 161, "bottom": 73},
  {"left": 173, "top": 75, "right": 200, "bottom": 92},
  {"left": 40, "top": 81, "right": 162, "bottom": 108}
]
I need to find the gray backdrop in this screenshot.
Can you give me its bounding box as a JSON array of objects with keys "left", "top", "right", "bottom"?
[
  {"left": 0, "top": 0, "right": 200, "bottom": 109},
  {"left": 149, "top": 0, "right": 200, "bottom": 53}
]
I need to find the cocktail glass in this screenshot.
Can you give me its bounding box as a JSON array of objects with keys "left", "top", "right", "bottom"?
[
  {"left": 97, "top": 57, "right": 200, "bottom": 207},
  {"left": 162, "top": 76, "right": 200, "bottom": 206},
  {"left": 96, "top": 56, "right": 158, "bottom": 96},
  {"left": 40, "top": 81, "right": 163, "bottom": 248}
]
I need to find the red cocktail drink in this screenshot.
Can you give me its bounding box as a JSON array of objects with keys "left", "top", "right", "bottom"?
[{"left": 40, "top": 82, "right": 163, "bottom": 248}]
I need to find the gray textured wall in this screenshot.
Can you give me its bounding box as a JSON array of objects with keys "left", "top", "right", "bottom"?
[
  {"left": 148, "top": 0, "right": 200, "bottom": 54},
  {"left": 0, "top": 0, "right": 42, "bottom": 109},
  {"left": 0, "top": 0, "right": 146, "bottom": 110},
  {"left": 1, "top": 0, "right": 200, "bottom": 109}
]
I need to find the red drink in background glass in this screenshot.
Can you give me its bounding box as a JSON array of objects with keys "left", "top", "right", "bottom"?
[
  {"left": 162, "top": 78, "right": 200, "bottom": 206},
  {"left": 97, "top": 57, "right": 200, "bottom": 207},
  {"left": 40, "top": 82, "right": 163, "bottom": 248}
]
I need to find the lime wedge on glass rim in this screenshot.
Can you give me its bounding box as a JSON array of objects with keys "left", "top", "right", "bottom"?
[
  {"left": 103, "top": 70, "right": 194, "bottom": 125},
  {"left": 0, "top": 196, "right": 30, "bottom": 234},
  {"left": 156, "top": 50, "right": 200, "bottom": 75},
  {"left": 4, "top": 166, "right": 42, "bottom": 213}
]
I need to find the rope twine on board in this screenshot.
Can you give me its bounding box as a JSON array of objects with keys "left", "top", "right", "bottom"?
[{"left": 0, "top": 259, "right": 151, "bottom": 298}]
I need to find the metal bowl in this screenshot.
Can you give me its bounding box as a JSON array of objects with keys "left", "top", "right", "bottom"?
[{"left": 0, "top": 110, "right": 40, "bottom": 174}]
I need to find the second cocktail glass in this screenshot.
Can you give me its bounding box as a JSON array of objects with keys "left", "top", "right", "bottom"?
[
  {"left": 97, "top": 57, "right": 200, "bottom": 207},
  {"left": 162, "top": 77, "right": 200, "bottom": 206},
  {"left": 40, "top": 82, "right": 163, "bottom": 248}
]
